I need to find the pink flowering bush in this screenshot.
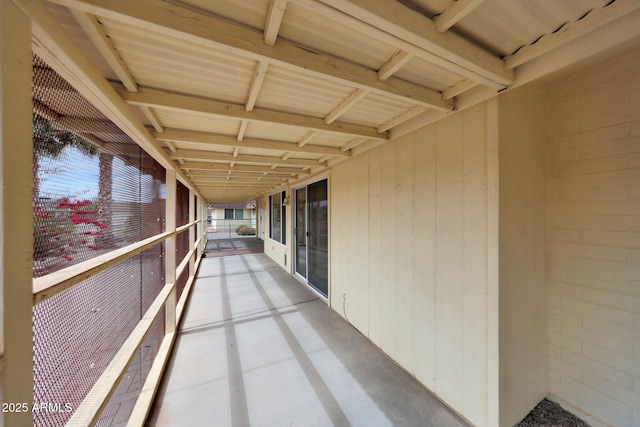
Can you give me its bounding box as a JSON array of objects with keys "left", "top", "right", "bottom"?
[{"left": 34, "top": 197, "right": 105, "bottom": 262}]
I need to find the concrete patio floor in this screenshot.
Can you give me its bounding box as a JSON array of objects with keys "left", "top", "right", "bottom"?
[{"left": 147, "top": 252, "right": 471, "bottom": 427}]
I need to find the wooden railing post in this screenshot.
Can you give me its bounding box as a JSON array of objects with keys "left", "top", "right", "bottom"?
[
  {"left": 1, "top": 2, "right": 35, "bottom": 425},
  {"left": 165, "top": 170, "right": 177, "bottom": 334},
  {"left": 189, "top": 189, "right": 195, "bottom": 279}
]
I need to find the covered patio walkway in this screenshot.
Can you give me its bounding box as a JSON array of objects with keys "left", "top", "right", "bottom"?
[{"left": 147, "top": 252, "right": 470, "bottom": 427}]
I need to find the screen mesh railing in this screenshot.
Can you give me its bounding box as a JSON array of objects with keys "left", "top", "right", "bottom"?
[
  {"left": 31, "top": 55, "right": 193, "bottom": 426},
  {"left": 33, "top": 245, "right": 165, "bottom": 427},
  {"left": 32, "top": 56, "right": 166, "bottom": 278}
]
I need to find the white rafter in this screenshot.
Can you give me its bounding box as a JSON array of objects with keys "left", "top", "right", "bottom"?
[
  {"left": 246, "top": 60, "right": 269, "bottom": 112},
  {"left": 264, "top": 0, "right": 288, "bottom": 46},
  {"left": 290, "top": 0, "right": 511, "bottom": 88},
  {"left": 171, "top": 149, "right": 325, "bottom": 167},
  {"left": 378, "top": 106, "right": 426, "bottom": 133},
  {"left": 298, "top": 131, "right": 317, "bottom": 147},
  {"left": 443, "top": 79, "right": 478, "bottom": 100},
  {"left": 340, "top": 137, "right": 368, "bottom": 152},
  {"left": 378, "top": 50, "right": 414, "bottom": 81},
  {"left": 117, "top": 85, "right": 386, "bottom": 140},
  {"left": 70, "top": 9, "right": 167, "bottom": 136},
  {"left": 165, "top": 140, "right": 177, "bottom": 153},
  {"left": 69, "top": 9, "right": 137, "bottom": 92},
  {"left": 237, "top": 120, "right": 248, "bottom": 141},
  {"left": 51, "top": 0, "right": 452, "bottom": 111},
  {"left": 324, "top": 88, "right": 369, "bottom": 124},
  {"left": 179, "top": 162, "right": 306, "bottom": 175},
  {"left": 434, "top": 0, "right": 485, "bottom": 33},
  {"left": 155, "top": 129, "right": 350, "bottom": 157}
]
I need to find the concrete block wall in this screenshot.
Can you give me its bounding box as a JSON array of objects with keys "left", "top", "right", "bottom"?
[{"left": 546, "top": 50, "right": 640, "bottom": 427}]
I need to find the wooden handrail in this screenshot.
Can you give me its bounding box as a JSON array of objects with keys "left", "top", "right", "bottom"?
[{"left": 66, "top": 281, "right": 175, "bottom": 426}]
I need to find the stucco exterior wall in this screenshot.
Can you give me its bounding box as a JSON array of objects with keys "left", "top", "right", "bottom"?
[
  {"left": 330, "top": 102, "right": 499, "bottom": 427},
  {"left": 545, "top": 51, "right": 640, "bottom": 427},
  {"left": 498, "top": 85, "right": 548, "bottom": 427}
]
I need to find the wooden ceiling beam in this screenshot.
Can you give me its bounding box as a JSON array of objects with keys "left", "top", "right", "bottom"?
[
  {"left": 191, "top": 178, "right": 286, "bottom": 184},
  {"left": 237, "top": 120, "right": 249, "bottom": 142},
  {"left": 378, "top": 106, "right": 426, "bottom": 133},
  {"left": 324, "top": 88, "right": 368, "bottom": 124},
  {"left": 179, "top": 162, "right": 306, "bottom": 175},
  {"left": 117, "top": 85, "right": 386, "bottom": 140},
  {"left": 443, "top": 79, "right": 478, "bottom": 100},
  {"left": 69, "top": 10, "right": 137, "bottom": 92},
  {"left": 314, "top": 0, "right": 511, "bottom": 86},
  {"left": 297, "top": 131, "right": 317, "bottom": 148},
  {"left": 171, "top": 149, "right": 324, "bottom": 167},
  {"left": 156, "top": 129, "right": 349, "bottom": 157},
  {"left": 340, "top": 137, "right": 368, "bottom": 151},
  {"left": 378, "top": 50, "right": 414, "bottom": 81},
  {"left": 51, "top": 0, "right": 452, "bottom": 111},
  {"left": 434, "top": 0, "right": 485, "bottom": 33},
  {"left": 188, "top": 172, "right": 285, "bottom": 180},
  {"left": 70, "top": 10, "right": 167, "bottom": 136},
  {"left": 246, "top": 61, "right": 269, "bottom": 112},
  {"left": 264, "top": 0, "right": 288, "bottom": 46},
  {"left": 289, "top": 0, "right": 509, "bottom": 89},
  {"left": 195, "top": 181, "right": 276, "bottom": 187}
]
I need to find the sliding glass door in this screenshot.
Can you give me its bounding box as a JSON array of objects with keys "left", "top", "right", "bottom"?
[
  {"left": 295, "top": 187, "right": 307, "bottom": 277},
  {"left": 294, "top": 179, "right": 328, "bottom": 297}
]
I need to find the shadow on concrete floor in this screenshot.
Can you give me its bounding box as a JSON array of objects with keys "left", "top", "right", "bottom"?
[
  {"left": 204, "top": 236, "right": 264, "bottom": 257},
  {"left": 147, "top": 253, "right": 471, "bottom": 427}
]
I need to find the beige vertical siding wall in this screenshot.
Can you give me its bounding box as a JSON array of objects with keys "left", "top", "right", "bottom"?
[
  {"left": 498, "top": 86, "right": 548, "bottom": 426},
  {"left": 546, "top": 51, "right": 640, "bottom": 427},
  {"left": 263, "top": 190, "right": 291, "bottom": 271},
  {"left": 330, "top": 103, "right": 499, "bottom": 427}
]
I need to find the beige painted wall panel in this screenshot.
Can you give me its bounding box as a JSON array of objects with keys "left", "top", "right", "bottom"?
[
  {"left": 347, "top": 155, "right": 369, "bottom": 334},
  {"left": 434, "top": 114, "right": 464, "bottom": 410},
  {"left": 367, "top": 149, "right": 383, "bottom": 346},
  {"left": 356, "top": 156, "right": 370, "bottom": 335},
  {"left": 324, "top": 102, "right": 498, "bottom": 427},
  {"left": 345, "top": 158, "right": 358, "bottom": 326},
  {"left": 330, "top": 166, "right": 348, "bottom": 312},
  {"left": 498, "top": 85, "right": 548, "bottom": 427},
  {"left": 412, "top": 127, "right": 437, "bottom": 390},
  {"left": 395, "top": 135, "right": 415, "bottom": 370},
  {"left": 380, "top": 142, "right": 398, "bottom": 359},
  {"left": 461, "top": 106, "right": 490, "bottom": 424}
]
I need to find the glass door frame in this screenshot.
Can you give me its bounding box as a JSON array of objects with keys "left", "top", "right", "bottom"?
[{"left": 292, "top": 176, "right": 330, "bottom": 301}]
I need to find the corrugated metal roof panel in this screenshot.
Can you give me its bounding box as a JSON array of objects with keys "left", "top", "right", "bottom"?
[
  {"left": 395, "top": 56, "right": 465, "bottom": 91},
  {"left": 174, "top": 142, "right": 235, "bottom": 155},
  {"left": 306, "top": 133, "right": 354, "bottom": 149},
  {"left": 338, "top": 92, "right": 415, "bottom": 127},
  {"left": 243, "top": 121, "right": 311, "bottom": 142},
  {"left": 257, "top": 65, "right": 354, "bottom": 118},
  {"left": 46, "top": 3, "right": 119, "bottom": 81},
  {"left": 280, "top": 3, "right": 399, "bottom": 70},
  {"left": 399, "top": 0, "right": 610, "bottom": 56},
  {"left": 450, "top": 0, "right": 611, "bottom": 56},
  {"left": 155, "top": 110, "right": 242, "bottom": 135},
  {"left": 179, "top": 0, "right": 270, "bottom": 33},
  {"left": 100, "top": 18, "right": 255, "bottom": 103}
]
